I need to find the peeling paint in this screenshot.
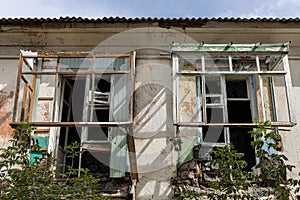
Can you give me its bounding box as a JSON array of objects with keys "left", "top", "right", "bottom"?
[
  {"left": 0, "top": 90, "right": 15, "bottom": 142},
  {"left": 42, "top": 102, "right": 51, "bottom": 121}
]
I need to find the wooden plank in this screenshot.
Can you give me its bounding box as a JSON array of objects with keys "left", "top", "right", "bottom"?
[
  {"left": 12, "top": 55, "right": 23, "bottom": 122},
  {"left": 129, "top": 52, "right": 136, "bottom": 120},
  {"left": 34, "top": 128, "right": 50, "bottom": 132},
  {"left": 257, "top": 56, "right": 267, "bottom": 121},
  {"left": 176, "top": 71, "right": 287, "bottom": 76},
  {"left": 283, "top": 55, "right": 296, "bottom": 123},
  {"left": 21, "top": 71, "right": 130, "bottom": 75},
  {"left": 20, "top": 83, "right": 29, "bottom": 121},
  {"left": 28, "top": 64, "right": 37, "bottom": 121},
  {"left": 175, "top": 122, "right": 296, "bottom": 128},
  {"left": 10, "top": 121, "right": 133, "bottom": 127},
  {"left": 126, "top": 126, "right": 138, "bottom": 181},
  {"left": 94, "top": 53, "right": 131, "bottom": 58},
  {"left": 57, "top": 52, "right": 91, "bottom": 57},
  {"left": 38, "top": 97, "right": 54, "bottom": 101},
  {"left": 32, "top": 148, "right": 48, "bottom": 151}
]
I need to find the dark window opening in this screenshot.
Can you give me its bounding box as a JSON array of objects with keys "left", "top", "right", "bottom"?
[
  {"left": 81, "top": 151, "right": 110, "bottom": 179},
  {"left": 227, "top": 79, "right": 255, "bottom": 171},
  {"left": 226, "top": 80, "right": 248, "bottom": 98},
  {"left": 203, "top": 127, "right": 225, "bottom": 143},
  {"left": 58, "top": 77, "right": 111, "bottom": 177}
]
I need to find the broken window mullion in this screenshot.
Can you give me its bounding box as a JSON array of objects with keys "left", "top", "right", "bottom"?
[
  {"left": 82, "top": 75, "right": 91, "bottom": 142},
  {"left": 89, "top": 56, "right": 96, "bottom": 122},
  {"left": 28, "top": 61, "right": 38, "bottom": 122},
  {"left": 202, "top": 75, "right": 207, "bottom": 123},
  {"left": 228, "top": 55, "right": 233, "bottom": 71},
  {"left": 129, "top": 52, "right": 136, "bottom": 121},
  {"left": 52, "top": 58, "right": 61, "bottom": 123},
  {"left": 201, "top": 55, "right": 207, "bottom": 131},
  {"left": 269, "top": 77, "right": 278, "bottom": 122},
  {"left": 53, "top": 58, "right": 63, "bottom": 174},
  {"left": 172, "top": 55, "right": 179, "bottom": 124},
  {"left": 256, "top": 56, "right": 267, "bottom": 121},
  {"left": 282, "top": 54, "right": 295, "bottom": 123},
  {"left": 221, "top": 76, "right": 230, "bottom": 144}
]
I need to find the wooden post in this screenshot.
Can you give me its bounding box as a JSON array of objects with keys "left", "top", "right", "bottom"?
[{"left": 126, "top": 125, "right": 138, "bottom": 181}]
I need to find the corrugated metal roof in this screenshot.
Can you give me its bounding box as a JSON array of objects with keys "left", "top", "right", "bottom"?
[{"left": 1, "top": 17, "right": 300, "bottom": 24}]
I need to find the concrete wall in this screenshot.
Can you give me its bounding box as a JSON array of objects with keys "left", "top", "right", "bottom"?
[
  {"left": 1, "top": 20, "right": 300, "bottom": 199},
  {"left": 0, "top": 59, "right": 18, "bottom": 146},
  {"left": 134, "top": 56, "right": 175, "bottom": 199}
]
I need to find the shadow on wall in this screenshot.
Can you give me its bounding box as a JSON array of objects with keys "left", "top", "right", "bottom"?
[{"left": 133, "top": 59, "right": 176, "bottom": 199}]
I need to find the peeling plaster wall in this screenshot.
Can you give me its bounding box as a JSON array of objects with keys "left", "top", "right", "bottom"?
[
  {"left": 282, "top": 59, "right": 300, "bottom": 178},
  {"left": 0, "top": 59, "right": 18, "bottom": 147},
  {"left": 133, "top": 56, "right": 175, "bottom": 199}
]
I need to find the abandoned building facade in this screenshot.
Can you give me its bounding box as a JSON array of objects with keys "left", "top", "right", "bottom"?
[{"left": 0, "top": 17, "right": 300, "bottom": 199}]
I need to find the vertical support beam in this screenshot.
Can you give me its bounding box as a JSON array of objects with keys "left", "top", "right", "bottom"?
[
  {"left": 201, "top": 55, "right": 207, "bottom": 123},
  {"left": 195, "top": 59, "right": 202, "bottom": 144},
  {"left": 89, "top": 55, "right": 96, "bottom": 122},
  {"left": 21, "top": 83, "right": 29, "bottom": 121},
  {"left": 282, "top": 54, "right": 295, "bottom": 122},
  {"left": 28, "top": 60, "right": 37, "bottom": 122},
  {"left": 269, "top": 77, "right": 278, "bottom": 122},
  {"left": 82, "top": 75, "right": 90, "bottom": 142},
  {"left": 31, "top": 58, "right": 42, "bottom": 122},
  {"left": 12, "top": 55, "right": 23, "bottom": 122},
  {"left": 172, "top": 55, "right": 179, "bottom": 125},
  {"left": 126, "top": 125, "right": 138, "bottom": 181},
  {"left": 256, "top": 56, "right": 267, "bottom": 121},
  {"left": 221, "top": 76, "right": 229, "bottom": 144},
  {"left": 52, "top": 57, "right": 61, "bottom": 123},
  {"left": 130, "top": 52, "right": 136, "bottom": 121},
  {"left": 251, "top": 75, "right": 259, "bottom": 121},
  {"left": 79, "top": 74, "right": 91, "bottom": 176},
  {"left": 52, "top": 57, "right": 62, "bottom": 174}
]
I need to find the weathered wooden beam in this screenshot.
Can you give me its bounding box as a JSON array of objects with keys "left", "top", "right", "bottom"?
[
  {"left": 126, "top": 126, "right": 138, "bottom": 181},
  {"left": 10, "top": 121, "right": 133, "bottom": 128},
  {"left": 175, "top": 122, "right": 296, "bottom": 128},
  {"left": 21, "top": 71, "right": 130, "bottom": 75},
  {"left": 12, "top": 55, "right": 23, "bottom": 122},
  {"left": 176, "top": 71, "right": 287, "bottom": 76},
  {"left": 38, "top": 97, "right": 54, "bottom": 101}
]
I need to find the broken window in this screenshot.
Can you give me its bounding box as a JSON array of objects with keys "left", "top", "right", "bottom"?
[
  {"left": 172, "top": 43, "right": 295, "bottom": 169},
  {"left": 12, "top": 52, "right": 137, "bottom": 180}
]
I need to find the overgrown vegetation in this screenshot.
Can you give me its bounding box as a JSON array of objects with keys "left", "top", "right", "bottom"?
[
  {"left": 0, "top": 123, "right": 108, "bottom": 200},
  {"left": 176, "top": 121, "right": 300, "bottom": 200},
  {"left": 250, "top": 121, "right": 295, "bottom": 199},
  {"left": 207, "top": 144, "right": 255, "bottom": 200}
]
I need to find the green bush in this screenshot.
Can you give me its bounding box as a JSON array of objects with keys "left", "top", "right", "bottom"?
[{"left": 0, "top": 123, "right": 107, "bottom": 200}]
